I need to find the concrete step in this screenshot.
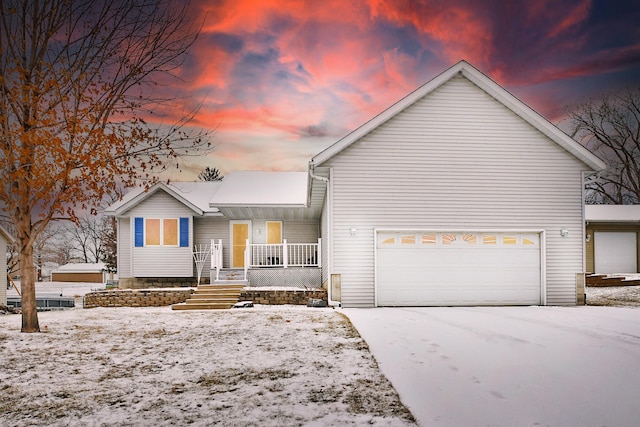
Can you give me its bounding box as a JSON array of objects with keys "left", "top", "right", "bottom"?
[
  {"left": 172, "top": 302, "right": 234, "bottom": 310},
  {"left": 171, "top": 283, "right": 244, "bottom": 310},
  {"left": 186, "top": 296, "right": 239, "bottom": 303}
]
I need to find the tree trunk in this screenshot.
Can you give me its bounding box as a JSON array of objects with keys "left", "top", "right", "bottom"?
[{"left": 17, "top": 222, "right": 40, "bottom": 332}]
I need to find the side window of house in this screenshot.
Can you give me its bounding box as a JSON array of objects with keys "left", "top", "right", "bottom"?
[{"left": 134, "top": 217, "right": 189, "bottom": 247}]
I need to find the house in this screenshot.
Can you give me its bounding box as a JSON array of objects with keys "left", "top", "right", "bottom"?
[
  {"left": 51, "top": 262, "right": 110, "bottom": 283},
  {"left": 108, "top": 60, "right": 606, "bottom": 307},
  {"left": 1, "top": 225, "right": 13, "bottom": 306},
  {"left": 105, "top": 173, "right": 324, "bottom": 289},
  {"left": 585, "top": 205, "right": 640, "bottom": 274}
]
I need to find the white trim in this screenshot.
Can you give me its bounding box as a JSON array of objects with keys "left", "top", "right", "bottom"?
[
  {"left": 311, "top": 60, "right": 606, "bottom": 172},
  {"left": 230, "top": 220, "right": 252, "bottom": 269},
  {"left": 374, "top": 228, "right": 546, "bottom": 307}
]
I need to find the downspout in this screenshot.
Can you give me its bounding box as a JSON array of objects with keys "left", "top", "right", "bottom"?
[{"left": 309, "top": 163, "right": 341, "bottom": 307}]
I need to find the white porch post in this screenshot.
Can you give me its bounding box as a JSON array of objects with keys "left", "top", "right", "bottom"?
[
  {"left": 283, "top": 239, "right": 288, "bottom": 268},
  {"left": 244, "top": 239, "right": 250, "bottom": 281},
  {"left": 317, "top": 238, "right": 322, "bottom": 268}
]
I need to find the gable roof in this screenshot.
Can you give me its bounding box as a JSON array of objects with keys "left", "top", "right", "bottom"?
[
  {"left": 310, "top": 60, "right": 607, "bottom": 171},
  {"left": 105, "top": 181, "right": 223, "bottom": 217},
  {"left": 209, "top": 171, "right": 308, "bottom": 207}
]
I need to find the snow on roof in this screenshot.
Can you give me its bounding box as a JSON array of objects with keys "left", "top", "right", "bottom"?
[
  {"left": 585, "top": 205, "right": 640, "bottom": 222},
  {"left": 53, "top": 263, "right": 107, "bottom": 273},
  {"left": 209, "top": 171, "right": 308, "bottom": 206}
]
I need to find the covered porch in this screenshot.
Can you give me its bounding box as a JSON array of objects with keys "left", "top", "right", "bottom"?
[{"left": 210, "top": 239, "right": 322, "bottom": 288}]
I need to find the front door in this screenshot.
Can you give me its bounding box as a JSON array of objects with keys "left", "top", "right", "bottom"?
[
  {"left": 231, "top": 221, "right": 250, "bottom": 268},
  {"left": 266, "top": 221, "right": 282, "bottom": 244}
]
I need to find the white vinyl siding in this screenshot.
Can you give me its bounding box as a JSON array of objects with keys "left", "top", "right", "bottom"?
[
  {"left": 118, "top": 218, "right": 132, "bottom": 278},
  {"left": 322, "top": 75, "right": 588, "bottom": 307},
  {"left": 127, "top": 191, "right": 193, "bottom": 277}
]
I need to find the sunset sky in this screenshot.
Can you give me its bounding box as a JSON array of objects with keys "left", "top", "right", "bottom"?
[{"left": 165, "top": 0, "right": 640, "bottom": 178}]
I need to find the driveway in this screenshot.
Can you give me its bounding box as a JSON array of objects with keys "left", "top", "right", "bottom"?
[{"left": 344, "top": 306, "right": 640, "bottom": 427}]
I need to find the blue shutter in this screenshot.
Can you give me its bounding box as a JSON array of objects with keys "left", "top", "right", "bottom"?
[
  {"left": 134, "top": 218, "right": 144, "bottom": 247},
  {"left": 179, "top": 217, "right": 189, "bottom": 247}
]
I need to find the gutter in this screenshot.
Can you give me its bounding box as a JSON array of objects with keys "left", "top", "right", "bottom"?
[{"left": 308, "top": 164, "right": 341, "bottom": 308}]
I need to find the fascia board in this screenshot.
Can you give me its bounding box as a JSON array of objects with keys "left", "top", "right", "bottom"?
[
  {"left": 459, "top": 66, "right": 607, "bottom": 171},
  {"left": 311, "top": 61, "right": 466, "bottom": 166},
  {"left": 111, "top": 183, "right": 204, "bottom": 217}
]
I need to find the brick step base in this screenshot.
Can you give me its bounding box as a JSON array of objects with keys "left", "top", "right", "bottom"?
[{"left": 586, "top": 274, "right": 640, "bottom": 287}]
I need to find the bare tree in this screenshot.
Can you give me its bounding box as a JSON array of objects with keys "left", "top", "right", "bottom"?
[
  {"left": 0, "top": 0, "right": 212, "bottom": 331},
  {"left": 198, "top": 166, "right": 224, "bottom": 181},
  {"left": 65, "top": 216, "right": 104, "bottom": 264},
  {"left": 569, "top": 86, "right": 640, "bottom": 204}
]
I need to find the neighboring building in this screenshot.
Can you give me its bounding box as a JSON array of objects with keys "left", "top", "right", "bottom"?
[
  {"left": 107, "top": 60, "right": 606, "bottom": 307},
  {"left": 51, "top": 262, "right": 109, "bottom": 283},
  {"left": 585, "top": 205, "right": 640, "bottom": 274},
  {"left": 1, "top": 225, "right": 14, "bottom": 306}
]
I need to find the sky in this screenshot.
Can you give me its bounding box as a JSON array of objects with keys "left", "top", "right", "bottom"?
[{"left": 161, "top": 0, "right": 640, "bottom": 178}]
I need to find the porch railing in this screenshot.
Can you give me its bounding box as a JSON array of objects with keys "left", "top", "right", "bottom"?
[
  {"left": 210, "top": 238, "right": 321, "bottom": 275},
  {"left": 210, "top": 239, "right": 223, "bottom": 281},
  {"left": 248, "top": 239, "right": 321, "bottom": 268}
]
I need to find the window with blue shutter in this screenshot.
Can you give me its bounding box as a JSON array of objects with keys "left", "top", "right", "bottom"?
[
  {"left": 134, "top": 218, "right": 144, "bottom": 247},
  {"left": 179, "top": 217, "right": 189, "bottom": 247}
]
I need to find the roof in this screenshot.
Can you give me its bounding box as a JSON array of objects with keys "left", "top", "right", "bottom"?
[
  {"left": 585, "top": 205, "right": 640, "bottom": 222},
  {"left": 105, "top": 181, "right": 223, "bottom": 217},
  {"left": 0, "top": 225, "right": 13, "bottom": 243},
  {"left": 209, "top": 171, "right": 308, "bottom": 207},
  {"left": 310, "top": 60, "right": 607, "bottom": 172},
  {"left": 53, "top": 263, "right": 107, "bottom": 273}
]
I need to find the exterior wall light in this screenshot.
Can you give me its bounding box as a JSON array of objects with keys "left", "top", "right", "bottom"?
[
  {"left": 349, "top": 228, "right": 358, "bottom": 236},
  {"left": 560, "top": 229, "right": 569, "bottom": 237}
]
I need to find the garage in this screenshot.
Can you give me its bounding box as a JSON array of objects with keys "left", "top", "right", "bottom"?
[
  {"left": 376, "top": 230, "right": 542, "bottom": 306},
  {"left": 594, "top": 232, "right": 637, "bottom": 273}
]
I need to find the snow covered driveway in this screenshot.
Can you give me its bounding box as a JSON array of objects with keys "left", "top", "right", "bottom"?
[{"left": 344, "top": 306, "right": 640, "bottom": 427}]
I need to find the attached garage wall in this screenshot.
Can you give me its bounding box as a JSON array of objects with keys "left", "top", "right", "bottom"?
[{"left": 321, "top": 75, "right": 590, "bottom": 307}]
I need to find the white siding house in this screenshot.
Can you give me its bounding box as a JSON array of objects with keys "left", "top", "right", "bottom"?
[
  {"left": 108, "top": 61, "right": 605, "bottom": 306},
  {"left": 309, "top": 60, "right": 606, "bottom": 307},
  {"left": 1, "top": 226, "right": 13, "bottom": 306}
]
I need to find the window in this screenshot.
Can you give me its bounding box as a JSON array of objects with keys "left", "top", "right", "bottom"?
[
  {"left": 462, "top": 234, "right": 477, "bottom": 245},
  {"left": 421, "top": 234, "right": 437, "bottom": 244},
  {"left": 482, "top": 235, "right": 497, "bottom": 245},
  {"left": 134, "top": 217, "right": 189, "bottom": 247},
  {"left": 163, "top": 219, "right": 178, "bottom": 246},
  {"left": 146, "top": 219, "right": 161, "bottom": 246},
  {"left": 442, "top": 234, "right": 458, "bottom": 245},
  {"left": 503, "top": 236, "right": 517, "bottom": 245},
  {"left": 401, "top": 235, "right": 416, "bottom": 244}
]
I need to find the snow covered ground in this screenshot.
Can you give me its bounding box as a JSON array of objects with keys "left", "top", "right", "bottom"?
[
  {"left": 0, "top": 306, "right": 415, "bottom": 426},
  {"left": 345, "top": 305, "right": 640, "bottom": 427},
  {"left": 1, "top": 284, "right": 638, "bottom": 426}
]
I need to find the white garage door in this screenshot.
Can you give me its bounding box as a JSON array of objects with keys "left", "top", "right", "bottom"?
[
  {"left": 594, "top": 232, "right": 637, "bottom": 273},
  {"left": 376, "top": 231, "right": 542, "bottom": 306}
]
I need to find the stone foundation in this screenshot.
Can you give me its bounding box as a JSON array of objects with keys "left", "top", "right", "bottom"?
[
  {"left": 84, "top": 289, "right": 194, "bottom": 308},
  {"left": 239, "top": 289, "right": 327, "bottom": 305},
  {"left": 117, "top": 277, "right": 209, "bottom": 289}
]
